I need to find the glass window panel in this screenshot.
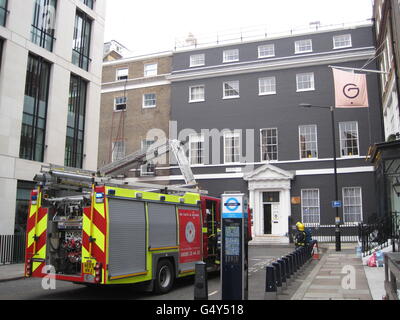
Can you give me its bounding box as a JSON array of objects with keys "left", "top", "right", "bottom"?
[
  {"left": 261, "top": 128, "right": 278, "bottom": 161},
  {"left": 299, "top": 125, "right": 318, "bottom": 159},
  {"left": 258, "top": 44, "right": 275, "bottom": 58},
  {"left": 223, "top": 49, "right": 239, "bottom": 62},
  {"left": 31, "top": 0, "right": 57, "bottom": 51},
  {"left": 20, "top": 55, "right": 50, "bottom": 162},
  {"left": 65, "top": 75, "right": 87, "bottom": 168},
  {"left": 72, "top": 10, "right": 92, "bottom": 71},
  {"left": 223, "top": 81, "right": 240, "bottom": 98},
  {"left": 301, "top": 189, "right": 320, "bottom": 224}
]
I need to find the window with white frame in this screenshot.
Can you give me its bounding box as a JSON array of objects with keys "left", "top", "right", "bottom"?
[
  {"left": 114, "top": 96, "right": 127, "bottom": 111},
  {"left": 223, "top": 81, "right": 240, "bottom": 99},
  {"left": 333, "top": 34, "right": 352, "bottom": 49},
  {"left": 224, "top": 131, "right": 241, "bottom": 164},
  {"left": 260, "top": 128, "right": 278, "bottom": 161},
  {"left": 301, "top": 189, "right": 320, "bottom": 224},
  {"left": 258, "top": 44, "right": 275, "bottom": 58},
  {"left": 144, "top": 63, "right": 157, "bottom": 77},
  {"left": 189, "top": 85, "right": 205, "bottom": 102},
  {"left": 143, "top": 93, "right": 156, "bottom": 108},
  {"left": 189, "top": 134, "right": 205, "bottom": 165},
  {"left": 339, "top": 121, "right": 359, "bottom": 157},
  {"left": 190, "top": 54, "right": 205, "bottom": 67},
  {"left": 223, "top": 49, "right": 239, "bottom": 62},
  {"left": 259, "top": 77, "right": 276, "bottom": 95},
  {"left": 342, "top": 187, "right": 363, "bottom": 223},
  {"left": 296, "top": 72, "right": 315, "bottom": 91},
  {"left": 112, "top": 140, "right": 125, "bottom": 162},
  {"left": 299, "top": 125, "right": 318, "bottom": 159},
  {"left": 295, "top": 39, "right": 313, "bottom": 53},
  {"left": 116, "top": 68, "right": 128, "bottom": 81},
  {"left": 140, "top": 139, "right": 156, "bottom": 176}
]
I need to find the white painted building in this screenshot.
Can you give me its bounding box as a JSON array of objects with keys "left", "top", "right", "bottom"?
[{"left": 0, "top": 0, "right": 105, "bottom": 234}]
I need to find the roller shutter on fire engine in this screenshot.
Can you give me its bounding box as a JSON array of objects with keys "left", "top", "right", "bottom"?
[
  {"left": 108, "top": 199, "right": 146, "bottom": 278},
  {"left": 148, "top": 203, "right": 178, "bottom": 249}
]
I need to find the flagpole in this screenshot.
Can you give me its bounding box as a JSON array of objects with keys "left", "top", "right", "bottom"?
[{"left": 329, "top": 65, "right": 389, "bottom": 75}]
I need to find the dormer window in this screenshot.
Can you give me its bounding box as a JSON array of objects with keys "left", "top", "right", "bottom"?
[
  {"left": 295, "top": 39, "right": 313, "bottom": 54},
  {"left": 223, "top": 49, "right": 239, "bottom": 63}
]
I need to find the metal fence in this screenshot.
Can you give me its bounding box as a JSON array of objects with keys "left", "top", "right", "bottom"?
[
  {"left": 358, "top": 212, "right": 400, "bottom": 257},
  {"left": 0, "top": 234, "right": 26, "bottom": 265},
  {"left": 291, "top": 223, "right": 360, "bottom": 243}
]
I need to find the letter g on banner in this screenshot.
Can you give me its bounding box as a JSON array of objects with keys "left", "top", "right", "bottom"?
[{"left": 343, "top": 83, "right": 360, "bottom": 99}]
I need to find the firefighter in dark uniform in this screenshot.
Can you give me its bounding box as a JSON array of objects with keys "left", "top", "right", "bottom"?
[{"left": 294, "top": 222, "right": 307, "bottom": 248}]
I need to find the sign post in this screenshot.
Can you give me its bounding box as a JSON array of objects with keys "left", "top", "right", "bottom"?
[{"left": 221, "top": 193, "right": 249, "bottom": 300}]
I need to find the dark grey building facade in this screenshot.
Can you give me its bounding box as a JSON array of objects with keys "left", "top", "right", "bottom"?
[{"left": 167, "top": 24, "right": 383, "bottom": 243}]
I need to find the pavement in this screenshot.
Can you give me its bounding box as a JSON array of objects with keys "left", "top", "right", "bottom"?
[
  {"left": 0, "top": 243, "right": 391, "bottom": 300},
  {"left": 291, "top": 244, "right": 386, "bottom": 300},
  {"left": 0, "top": 263, "right": 25, "bottom": 282}
]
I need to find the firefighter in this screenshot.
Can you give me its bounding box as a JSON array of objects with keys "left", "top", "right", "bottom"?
[{"left": 294, "top": 222, "right": 307, "bottom": 248}]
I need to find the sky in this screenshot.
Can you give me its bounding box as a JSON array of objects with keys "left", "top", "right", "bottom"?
[{"left": 103, "top": 0, "right": 374, "bottom": 56}]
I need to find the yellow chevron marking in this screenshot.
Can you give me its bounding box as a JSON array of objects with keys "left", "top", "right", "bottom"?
[
  {"left": 83, "top": 214, "right": 90, "bottom": 236},
  {"left": 29, "top": 205, "right": 37, "bottom": 218},
  {"left": 92, "top": 223, "right": 105, "bottom": 252},
  {"left": 83, "top": 214, "right": 105, "bottom": 252},
  {"left": 32, "top": 262, "right": 42, "bottom": 273},
  {"left": 94, "top": 202, "right": 105, "bottom": 218},
  {"left": 35, "top": 245, "right": 47, "bottom": 260},
  {"left": 36, "top": 214, "right": 47, "bottom": 239},
  {"left": 27, "top": 228, "right": 35, "bottom": 249},
  {"left": 27, "top": 213, "right": 47, "bottom": 249}
]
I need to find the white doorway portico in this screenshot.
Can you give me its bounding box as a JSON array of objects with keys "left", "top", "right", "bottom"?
[{"left": 244, "top": 164, "right": 294, "bottom": 244}]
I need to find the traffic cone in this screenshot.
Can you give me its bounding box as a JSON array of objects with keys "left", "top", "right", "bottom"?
[{"left": 312, "top": 242, "right": 320, "bottom": 260}]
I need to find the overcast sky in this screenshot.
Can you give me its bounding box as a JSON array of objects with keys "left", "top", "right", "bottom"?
[{"left": 103, "top": 0, "right": 374, "bottom": 56}]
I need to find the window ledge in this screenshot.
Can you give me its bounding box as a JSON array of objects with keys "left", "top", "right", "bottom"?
[
  {"left": 295, "top": 50, "right": 313, "bottom": 54},
  {"left": 333, "top": 45, "right": 352, "bottom": 50},
  {"left": 296, "top": 88, "right": 315, "bottom": 92},
  {"left": 258, "top": 55, "right": 275, "bottom": 59},
  {"left": 223, "top": 59, "right": 239, "bottom": 63},
  {"left": 223, "top": 96, "right": 240, "bottom": 100}
]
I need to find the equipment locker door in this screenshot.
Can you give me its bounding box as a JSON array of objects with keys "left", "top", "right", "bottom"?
[{"left": 108, "top": 198, "right": 147, "bottom": 279}]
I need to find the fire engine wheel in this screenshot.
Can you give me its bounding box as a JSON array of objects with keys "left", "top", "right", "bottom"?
[{"left": 154, "top": 259, "right": 174, "bottom": 294}]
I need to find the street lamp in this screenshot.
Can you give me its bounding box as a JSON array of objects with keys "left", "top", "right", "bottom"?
[{"left": 299, "top": 103, "right": 341, "bottom": 252}]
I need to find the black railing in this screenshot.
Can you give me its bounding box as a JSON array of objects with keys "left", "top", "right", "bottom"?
[
  {"left": 290, "top": 223, "right": 359, "bottom": 243},
  {"left": 358, "top": 213, "right": 398, "bottom": 257},
  {"left": 0, "top": 234, "right": 26, "bottom": 265}
]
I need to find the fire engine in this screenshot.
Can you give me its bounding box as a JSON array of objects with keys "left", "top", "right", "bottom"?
[{"left": 24, "top": 140, "right": 227, "bottom": 293}]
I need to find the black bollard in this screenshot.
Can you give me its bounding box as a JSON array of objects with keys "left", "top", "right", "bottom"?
[
  {"left": 290, "top": 253, "right": 298, "bottom": 274},
  {"left": 299, "top": 247, "right": 305, "bottom": 267},
  {"left": 194, "top": 261, "right": 208, "bottom": 300},
  {"left": 272, "top": 262, "right": 282, "bottom": 294},
  {"left": 296, "top": 249, "right": 303, "bottom": 273},
  {"left": 282, "top": 256, "right": 291, "bottom": 285},
  {"left": 287, "top": 254, "right": 294, "bottom": 276},
  {"left": 265, "top": 264, "right": 277, "bottom": 300},
  {"left": 277, "top": 259, "right": 287, "bottom": 290}
]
